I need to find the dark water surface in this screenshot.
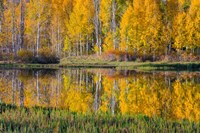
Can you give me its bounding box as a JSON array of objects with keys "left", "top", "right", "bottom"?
[{"left": 0, "top": 68, "right": 199, "bottom": 122}]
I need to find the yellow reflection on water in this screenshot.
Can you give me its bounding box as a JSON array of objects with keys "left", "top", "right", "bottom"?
[{"left": 0, "top": 70, "right": 199, "bottom": 122}]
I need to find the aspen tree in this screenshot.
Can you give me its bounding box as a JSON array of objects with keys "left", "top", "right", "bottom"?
[
  {"left": 19, "top": 0, "right": 25, "bottom": 50},
  {"left": 26, "top": 0, "right": 51, "bottom": 56},
  {"left": 165, "top": 0, "right": 179, "bottom": 54},
  {"left": 120, "top": 5, "right": 133, "bottom": 52},
  {"left": 93, "top": 0, "right": 102, "bottom": 55},
  {"left": 143, "top": 0, "right": 163, "bottom": 59},
  {"left": 0, "top": 0, "right": 3, "bottom": 33},
  {"left": 65, "top": 0, "right": 94, "bottom": 56},
  {"left": 187, "top": 0, "right": 200, "bottom": 52}
]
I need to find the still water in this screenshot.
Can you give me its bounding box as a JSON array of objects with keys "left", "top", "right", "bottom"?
[{"left": 0, "top": 68, "right": 199, "bottom": 122}]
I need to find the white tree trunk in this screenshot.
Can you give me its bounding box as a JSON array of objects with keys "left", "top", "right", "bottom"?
[
  {"left": 11, "top": 0, "right": 16, "bottom": 55},
  {"left": 111, "top": 0, "right": 118, "bottom": 50},
  {"left": 0, "top": 0, "right": 3, "bottom": 33},
  {"left": 19, "top": 0, "right": 25, "bottom": 50},
  {"left": 36, "top": 21, "right": 40, "bottom": 57},
  {"left": 93, "top": 0, "right": 102, "bottom": 55},
  {"left": 0, "top": 20, "right": 2, "bottom": 33}
]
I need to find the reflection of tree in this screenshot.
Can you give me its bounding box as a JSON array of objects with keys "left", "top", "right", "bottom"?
[
  {"left": 118, "top": 77, "right": 200, "bottom": 122},
  {"left": 0, "top": 70, "right": 19, "bottom": 105},
  {"left": 19, "top": 80, "right": 24, "bottom": 107},
  {"left": 93, "top": 73, "right": 102, "bottom": 113},
  {"left": 171, "top": 80, "right": 200, "bottom": 121},
  {"left": 119, "top": 78, "right": 129, "bottom": 115},
  {"left": 62, "top": 72, "right": 93, "bottom": 113},
  {"left": 0, "top": 70, "right": 199, "bottom": 122},
  {"left": 0, "top": 70, "right": 59, "bottom": 107},
  {"left": 100, "top": 77, "right": 113, "bottom": 113},
  {"left": 99, "top": 77, "right": 119, "bottom": 115},
  {"left": 36, "top": 71, "right": 40, "bottom": 104}
]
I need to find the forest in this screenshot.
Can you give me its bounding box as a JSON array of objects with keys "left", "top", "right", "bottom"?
[{"left": 0, "top": 0, "right": 199, "bottom": 63}]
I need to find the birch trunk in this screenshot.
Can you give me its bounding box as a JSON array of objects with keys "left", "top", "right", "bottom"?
[
  {"left": 0, "top": 0, "right": 3, "bottom": 33},
  {"left": 111, "top": 0, "right": 118, "bottom": 50},
  {"left": 19, "top": 0, "right": 25, "bottom": 50},
  {"left": 80, "top": 35, "right": 83, "bottom": 56},
  {"left": 86, "top": 35, "right": 89, "bottom": 55},
  {"left": 93, "top": 0, "right": 102, "bottom": 55},
  {"left": 36, "top": 21, "right": 40, "bottom": 57},
  {"left": 76, "top": 39, "right": 79, "bottom": 56},
  {"left": 11, "top": 0, "right": 16, "bottom": 56},
  {"left": 0, "top": 20, "right": 2, "bottom": 33}
]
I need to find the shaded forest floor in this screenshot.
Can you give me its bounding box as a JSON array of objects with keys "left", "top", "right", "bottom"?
[{"left": 0, "top": 103, "right": 199, "bottom": 132}]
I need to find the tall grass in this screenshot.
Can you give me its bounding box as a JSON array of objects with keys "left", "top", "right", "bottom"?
[{"left": 0, "top": 103, "right": 199, "bottom": 132}]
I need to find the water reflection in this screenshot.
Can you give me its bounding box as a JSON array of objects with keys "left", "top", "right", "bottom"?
[{"left": 0, "top": 69, "right": 199, "bottom": 122}]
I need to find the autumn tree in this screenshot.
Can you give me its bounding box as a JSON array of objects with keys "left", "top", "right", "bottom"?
[
  {"left": 52, "top": 0, "right": 73, "bottom": 57},
  {"left": 19, "top": 0, "right": 25, "bottom": 50},
  {"left": 120, "top": 0, "right": 163, "bottom": 59},
  {"left": 173, "top": 0, "right": 200, "bottom": 56},
  {"left": 93, "top": 0, "right": 102, "bottom": 55},
  {"left": 100, "top": 0, "right": 127, "bottom": 52},
  {"left": 26, "top": 0, "right": 52, "bottom": 56},
  {"left": 65, "top": 0, "right": 94, "bottom": 56},
  {"left": 144, "top": 0, "right": 163, "bottom": 59},
  {"left": 0, "top": 0, "right": 5, "bottom": 47},
  {"left": 0, "top": 0, "right": 3, "bottom": 33},
  {"left": 120, "top": 5, "right": 133, "bottom": 53},
  {"left": 173, "top": 0, "right": 188, "bottom": 52},
  {"left": 163, "top": 0, "right": 179, "bottom": 54},
  {"left": 0, "top": 0, "right": 199, "bottom": 61},
  {"left": 187, "top": 0, "right": 200, "bottom": 52}
]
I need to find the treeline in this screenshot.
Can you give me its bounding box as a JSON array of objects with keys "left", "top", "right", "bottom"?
[{"left": 0, "top": 0, "right": 199, "bottom": 62}]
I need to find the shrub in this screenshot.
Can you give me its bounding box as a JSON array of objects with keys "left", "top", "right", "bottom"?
[
  {"left": 17, "top": 50, "right": 34, "bottom": 63},
  {"left": 0, "top": 53, "right": 14, "bottom": 61},
  {"left": 102, "top": 50, "right": 135, "bottom": 61},
  {"left": 17, "top": 49, "right": 59, "bottom": 64},
  {"left": 160, "top": 52, "right": 199, "bottom": 62},
  {"left": 34, "top": 48, "right": 59, "bottom": 64}
]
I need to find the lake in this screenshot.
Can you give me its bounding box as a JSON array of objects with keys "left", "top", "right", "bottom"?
[{"left": 0, "top": 68, "right": 199, "bottom": 122}]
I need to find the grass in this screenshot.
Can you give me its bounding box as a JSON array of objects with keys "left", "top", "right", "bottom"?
[
  {"left": 0, "top": 103, "right": 199, "bottom": 132},
  {"left": 0, "top": 63, "right": 59, "bottom": 70},
  {"left": 60, "top": 56, "right": 200, "bottom": 71},
  {"left": 1, "top": 56, "right": 200, "bottom": 71}
]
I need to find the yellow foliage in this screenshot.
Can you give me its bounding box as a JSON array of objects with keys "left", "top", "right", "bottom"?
[{"left": 120, "top": 5, "right": 133, "bottom": 51}]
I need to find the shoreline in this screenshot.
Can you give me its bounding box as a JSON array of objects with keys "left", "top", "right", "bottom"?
[{"left": 0, "top": 61, "right": 199, "bottom": 71}]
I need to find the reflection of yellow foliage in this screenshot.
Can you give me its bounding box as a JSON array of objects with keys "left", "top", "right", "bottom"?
[
  {"left": 62, "top": 75, "right": 93, "bottom": 114},
  {"left": 172, "top": 80, "right": 200, "bottom": 121},
  {"left": 126, "top": 79, "right": 161, "bottom": 117},
  {"left": 118, "top": 77, "right": 200, "bottom": 122},
  {"left": 0, "top": 79, "right": 13, "bottom": 104},
  {"left": 119, "top": 79, "right": 128, "bottom": 115},
  {"left": 63, "top": 89, "right": 93, "bottom": 114},
  {"left": 100, "top": 77, "right": 113, "bottom": 113},
  {"left": 0, "top": 71, "right": 199, "bottom": 122},
  {"left": 24, "top": 88, "right": 35, "bottom": 107}
]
